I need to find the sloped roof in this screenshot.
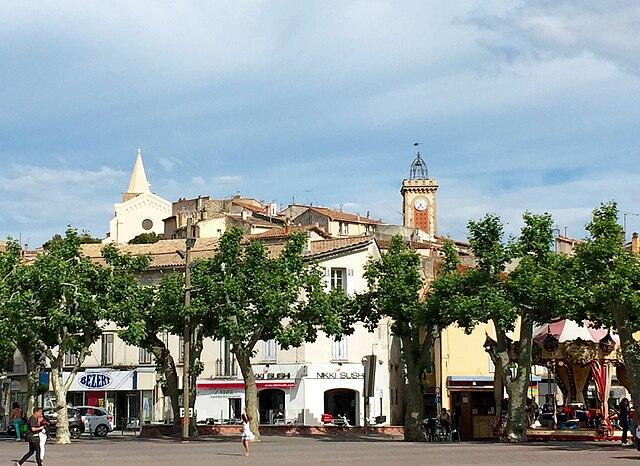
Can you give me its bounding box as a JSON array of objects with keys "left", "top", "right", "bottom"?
[
  {"left": 80, "top": 238, "right": 219, "bottom": 269},
  {"left": 301, "top": 206, "right": 383, "bottom": 225},
  {"left": 81, "top": 236, "right": 374, "bottom": 269},
  {"left": 251, "top": 225, "right": 332, "bottom": 240}
]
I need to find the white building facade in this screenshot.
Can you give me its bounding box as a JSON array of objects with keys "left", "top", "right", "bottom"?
[
  {"left": 194, "top": 238, "right": 396, "bottom": 426},
  {"left": 104, "top": 150, "right": 172, "bottom": 244}
]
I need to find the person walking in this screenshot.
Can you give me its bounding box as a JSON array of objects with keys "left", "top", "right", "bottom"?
[
  {"left": 14, "top": 407, "right": 45, "bottom": 466},
  {"left": 39, "top": 414, "right": 50, "bottom": 461},
  {"left": 10, "top": 402, "right": 23, "bottom": 442},
  {"left": 619, "top": 398, "right": 631, "bottom": 446},
  {"left": 240, "top": 413, "right": 255, "bottom": 457}
]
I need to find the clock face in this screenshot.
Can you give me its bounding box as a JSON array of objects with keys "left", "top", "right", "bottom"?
[{"left": 414, "top": 197, "right": 428, "bottom": 212}]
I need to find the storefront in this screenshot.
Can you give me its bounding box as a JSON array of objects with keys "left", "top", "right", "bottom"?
[
  {"left": 447, "top": 375, "right": 541, "bottom": 440},
  {"left": 63, "top": 368, "right": 156, "bottom": 429},
  {"left": 195, "top": 363, "right": 390, "bottom": 427}
]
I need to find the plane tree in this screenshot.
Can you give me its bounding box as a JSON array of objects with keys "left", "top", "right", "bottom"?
[
  {"left": 192, "top": 228, "right": 347, "bottom": 438},
  {"left": 428, "top": 213, "right": 574, "bottom": 442},
  {"left": 571, "top": 202, "right": 640, "bottom": 404}
]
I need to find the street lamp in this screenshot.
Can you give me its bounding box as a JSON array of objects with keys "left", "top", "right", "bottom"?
[{"left": 177, "top": 218, "right": 196, "bottom": 441}]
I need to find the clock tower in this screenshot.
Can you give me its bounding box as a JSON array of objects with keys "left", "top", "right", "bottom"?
[{"left": 401, "top": 145, "right": 438, "bottom": 236}]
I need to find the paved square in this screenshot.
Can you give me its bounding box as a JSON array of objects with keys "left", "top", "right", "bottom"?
[{"left": 1, "top": 436, "right": 637, "bottom": 465}]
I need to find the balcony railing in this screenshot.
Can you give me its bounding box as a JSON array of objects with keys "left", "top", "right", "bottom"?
[{"left": 215, "top": 358, "right": 237, "bottom": 378}]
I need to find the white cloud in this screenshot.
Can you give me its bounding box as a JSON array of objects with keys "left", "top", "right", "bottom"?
[
  {"left": 159, "top": 158, "right": 175, "bottom": 172},
  {"left": 214, "top": 176, "right": 241, "bottom": 184},
  {"left": 191, "top": 176, "right": 206, "bottom": 187},
  {"left": 0, "top": 164, "right": 126, "bottom": 245},
  {"left": 467, "top": 2, "right": 640, "bottom": 75}
]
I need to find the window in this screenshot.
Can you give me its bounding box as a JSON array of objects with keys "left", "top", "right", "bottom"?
[
  {"left": 263, "top": 340, "right": 277, "bottom": 361},
  {"left": 332, "top": 336, "right": 348, "bottom": 361},
  {"left": 339, "top": 222, "right": 349, "bottom": 235},
  {"left": 142, "top": 219, "right": 154, "bottom": 230},
  {"left": 139, "top": 347, "right": 153, "bottom": 365},
  {"left": 64, "top": 351, "right": 78, "bottom": 367},
  {"left": 330, "top": 268, "right": 347, "bottom": 291},
  {"left": 101, "top": 333, "right": 114, "bottom": 366},
  {"left": 178, "top": 337, "right": 184, "bottom": 364}
]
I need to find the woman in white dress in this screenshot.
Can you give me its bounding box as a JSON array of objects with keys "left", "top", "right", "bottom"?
[{"left": 240, "top": 413, "right": 255, "bottom": 457}]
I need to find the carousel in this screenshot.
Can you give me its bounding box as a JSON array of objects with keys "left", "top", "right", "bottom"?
[{"left": 532, "top": 318, "right": 627, "bottom": 439}]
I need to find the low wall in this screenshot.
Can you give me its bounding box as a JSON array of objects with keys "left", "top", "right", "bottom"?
[{"left": 140, "top": 424, "right": 404, "bottom": 439}]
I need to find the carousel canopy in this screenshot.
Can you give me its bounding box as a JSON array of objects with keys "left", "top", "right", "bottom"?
[{"left": 534, "top": 319, "right": 619, "bottom": 345}]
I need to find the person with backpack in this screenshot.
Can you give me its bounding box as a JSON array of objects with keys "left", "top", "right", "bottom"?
[{"left": 14, "top": 407, "right": 45, "bottom": 466}]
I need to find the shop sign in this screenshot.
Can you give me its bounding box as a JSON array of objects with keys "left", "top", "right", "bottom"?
[
  {"left": 255, "top": 372, "right": 291, "bottom": 380},
  {"left": 317, "top": 372, "right": 363, "bottom": 379},
  {"left": 66, "top": 370, "right": 135, "bottom": 391},
  {"left": 208, "top": 389, "right": 243, "bottom": 398},
  {"left": 79, "top": 373, "right": 111, "bottom": 389}
]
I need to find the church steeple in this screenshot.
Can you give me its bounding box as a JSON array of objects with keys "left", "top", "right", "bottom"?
[{"left": 123, "top": 149, "right": 150, "bottom": 202}]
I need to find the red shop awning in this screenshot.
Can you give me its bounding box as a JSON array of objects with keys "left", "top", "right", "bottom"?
[{"left": 197, "top": 380, "right": 295, "bottom": 390}]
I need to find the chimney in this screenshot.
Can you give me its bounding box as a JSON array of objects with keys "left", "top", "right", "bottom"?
[{"left": 632, "top": 232, "right": 639, "bottom": 255}]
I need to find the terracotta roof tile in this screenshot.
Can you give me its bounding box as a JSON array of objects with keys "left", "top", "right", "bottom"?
[
  {"left": 81, "top": 236, "right": 374, "bottom": 269},
  {"left": 80, "top": 238, "right": 219, "bottom": 269},
  {"left": 251, "top": 225, "right": 332, "bottom": 240},
  {"left": 303, "top": 206, "right": 383, "bottom": 225}
]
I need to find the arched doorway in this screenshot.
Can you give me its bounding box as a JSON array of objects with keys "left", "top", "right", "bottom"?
[
  {"left": 324, "top": 389, "right": 357, "bottom": 426},
  {"left": 258, "top": 389, "right": 285, "bottom": 424}
]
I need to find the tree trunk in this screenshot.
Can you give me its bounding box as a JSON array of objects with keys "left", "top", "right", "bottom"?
[
  {"left": 489, "top": 314, "right": 534, "bottom": 443},
  {"left": 493, "top": 369, "right": 504, "bottom": 429},
  {"left": 237, "top": 350, "right": 260, "bottom": 440},
  {"left": 401, "top": 335, "right": 424, "bottom": 441},
  {"left": 150, "top": 337, "right": 180, "bottom": 434},
  {"left": 20, "top": 349, "right": 38, "bottom": 414},
  {"left": 50, "top": 365, "right": 71, "bottom": 445},
  {"left": 613, "top": 305, "right": 640, "bottom": 404}
]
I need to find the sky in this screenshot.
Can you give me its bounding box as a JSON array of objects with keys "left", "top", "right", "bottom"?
[{"left": 1, "top": 1, "right": 640, "bottom": 247}]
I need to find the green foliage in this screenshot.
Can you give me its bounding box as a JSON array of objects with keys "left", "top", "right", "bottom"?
[
  {"left": 0, "top": 239, "right": 23, "bottom": 369},
  {"left": 357, "top": 235, "right": 430, "bottom": 334},
  {"left": 43, "top": 231, "right": 101, "bottom": 249},
  {"left": 129, "top": 232, "right": 163, "bottom": 244},
  {"left": 572, "top": 202, "right": 640, "bottom": 330},
  {"left": 193, "top": 227, "right": 344, "bottom": 351}
]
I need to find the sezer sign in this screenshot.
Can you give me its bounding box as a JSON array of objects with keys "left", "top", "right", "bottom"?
[{"left": 78, "top": 373, "right": 112, "bottom": 389}]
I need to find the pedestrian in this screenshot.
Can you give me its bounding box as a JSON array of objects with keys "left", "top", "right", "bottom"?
[
  {"left": 39, "top": 413, "right": 50, "bottom": 461},
  {"left": 240, "top": 413, "right": 255, "bottom": 457},
  {"left": 10, "top": 402, "right": 23, "bottom": 442},
  {"left": 619, "top": 398, "right": 631, "bottom": 446},
  {"left": 14, "top": 406, "right": 45, "bottom": 466}
]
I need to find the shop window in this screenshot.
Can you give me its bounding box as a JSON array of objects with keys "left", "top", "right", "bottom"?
[
  {"left": 101, "top": 333, "right": 114, "bottom": 366},
  {"left": 332, "top": 336, "right": 348, "bottom": 361},
  {"left": 139, "top": 347, "right": 153, "bottom": 365}
]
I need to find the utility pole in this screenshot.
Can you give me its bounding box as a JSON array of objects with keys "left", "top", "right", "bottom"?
[{"left": 181, "top": 218, "right": 196, "bottom": 441}]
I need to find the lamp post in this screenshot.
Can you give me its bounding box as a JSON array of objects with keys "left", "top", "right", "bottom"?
[{"left": 180, "top": 219, "right": 196, "bottom": 441}]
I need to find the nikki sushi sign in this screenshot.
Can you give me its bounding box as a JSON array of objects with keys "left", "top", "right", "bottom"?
[{"left": 66, "top": 370, "right": 136, "bottom": 391}]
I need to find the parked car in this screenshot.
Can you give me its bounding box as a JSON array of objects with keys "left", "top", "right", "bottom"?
[
  {"left": 42, "top": 407, "right": 85, "bottom": 439},
  {"left": 74, "top": 406, "right": 114, "bottom": 437}
]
